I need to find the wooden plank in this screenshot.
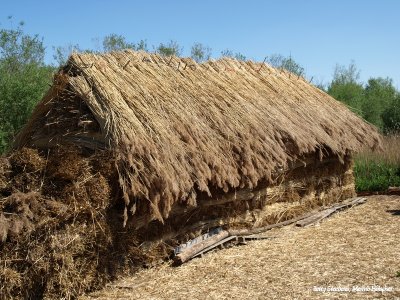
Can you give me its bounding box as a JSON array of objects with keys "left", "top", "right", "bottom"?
[
  {"left": 174, "top": 230, "right": 230, "bottom": 265},
  {"left": 186, "top": 235, "right": 276, "bottom": 260},
  {"left": 295, "top": 208, "right": 336, "bottom": 227},
  {"left": 192, "top": 236, "right": 237, "bottom": 258},
  {"left": 174, "top": 227, "right": 223, "bottom": 255},
  {"left": 295, "top": 197, "right": 366, "bottom": 227},
  {"left": 239, "top": 235, "right": 276, "bottom": 241},
  {"left": 388, "top": 186, "right": 400, "bottom": 195},
  {"left": 228, "top": 210, "right": 317, "bottom": 236}
]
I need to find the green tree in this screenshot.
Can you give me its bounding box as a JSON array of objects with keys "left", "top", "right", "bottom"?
[
  {"left": 362, "top": 77, "right": 397, "bottom": 129},
  {"left": 314, "top": 79, "right": 327, "bottom": 91},
  {"left": 327, "top": 61, "right": 364, "bottom": 113},
  {"left": 331, "top": 61, "right": 360, "bottom": 84},
  {"left": 135, "top": 39, "right": 148, "bottom": 51},
  {"left": 220, "top": 49, "right": 246, "bottom": 61},
  {"left": 102, "top": 34, "right": 148, "bottom": 52},
  {"left": 190, "top": 43, "right": 211, "bottom": 63},
  {"left": 382, "top": 95, "right": 400, "bottom": 133},
  {"left": 52, "top": 43, "right": 81, "bottom": 65},
  {"left": 156, "top": 40, "right": 182, "bottom": 56},
  {"left": 267, "top": 54, "right": 304, "bottom": 76},
  {"left": 234, "top": 52, "right": 246, "bottom": 61},
  {"left": 0, "top": 19, "right": 53, "bottom": 152},
  {"left": 53, "top": 36, "right": 149, "bottom": 66},
  {"left": 0, "top": 20, "right": 45, "bottom": 69},
  {"left": 102, "top": 33, "right": 135, "bottom": 52}
]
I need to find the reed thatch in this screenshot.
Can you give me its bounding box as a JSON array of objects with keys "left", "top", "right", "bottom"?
[{"left": 14, "top": 50, "right": 381, "bottom": 223}]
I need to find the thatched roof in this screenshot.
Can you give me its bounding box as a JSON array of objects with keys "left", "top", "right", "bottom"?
[{"left": 14, "top": 50, "right": 381, "bottom": 222}]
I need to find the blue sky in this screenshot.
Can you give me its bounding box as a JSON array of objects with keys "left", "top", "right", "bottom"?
[{"left": 2, "top": 0, "right": 399, "bottom": 88}]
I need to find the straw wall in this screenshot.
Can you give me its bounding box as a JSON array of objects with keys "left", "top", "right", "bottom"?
[{"left": 130, "top": 152, "right": 355, "bottom": 245}]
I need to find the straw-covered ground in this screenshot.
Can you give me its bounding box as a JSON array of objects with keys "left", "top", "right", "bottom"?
[{"left": 84, "top": 195, "right": 400, "bottom": 300}]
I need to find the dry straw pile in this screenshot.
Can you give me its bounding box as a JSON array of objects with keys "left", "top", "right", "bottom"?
[
  {"left": 0, "top": 148, "right": 161, "bottom": 299},
  {"left": 15, "top": 50, "right": 381, "bottom": 225}
]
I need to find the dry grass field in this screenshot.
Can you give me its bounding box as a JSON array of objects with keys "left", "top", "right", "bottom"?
[
  {"left": 359, "top": 135, "right": 400, "bottom": 165},
  {"left": 355, "top": 135, "right": 400, "bottom": 191},
  {"left": 83, "top": 196, "right": 400, "bottom": 300}
]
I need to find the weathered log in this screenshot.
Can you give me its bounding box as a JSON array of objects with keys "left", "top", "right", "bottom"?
[
  {"left": 228, "top": 210, "right": 316, "bottom": 236},
  {"left": 388, "top": 186, "right": 400, "bottom": 195},
  {"left": 295, "top": 197, "right": 366, "bottom": 227},
  {"left": 174, "top": 230, "right": 230, "bottom": 264},
  {"left": 294, "top": 208, "right": 337, "bottom": 227}
]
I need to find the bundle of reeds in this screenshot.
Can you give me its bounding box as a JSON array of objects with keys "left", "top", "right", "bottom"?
[{"left": 0, "top": 147, "right": 166, "bottom": 299}]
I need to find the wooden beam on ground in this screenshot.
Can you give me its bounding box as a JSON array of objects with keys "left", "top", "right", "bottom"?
[
  {"left": 295, "top": 197, "right": 366, "bottom": 227},
  {"left": 192, "top": 236, "right": 237, "bottom": 258},
  {"left": 227, "top": 210, "right": 316, "bottom": 236},
  {"left": 388, "top": 186, "right": 400, "bottom": 195},
  {"left": 174, "top": 230, "right": 230, "bottom": 265}
]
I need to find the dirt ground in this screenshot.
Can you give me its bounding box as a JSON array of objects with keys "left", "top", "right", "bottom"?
[{"left": 83, "top": 196, "right": 400, "bottom": 300}]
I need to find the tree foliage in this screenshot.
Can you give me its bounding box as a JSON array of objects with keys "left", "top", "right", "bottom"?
[
  {"left": 135, "top": 39, "right": 148, "bottom": 51},
  {"left": 102, "top": 34, "right": 148, "bottom": 53},
  {"left": 53, "top": 35, "right": 149, "bottom": 66},
  {"left": 190, "top": 43, "right": 211, "bottom": 63},
  {"left": 0, "top": 20, "right": 45, "bottom": 69},
  {"left": 102, "top": 33, "right": 135, "bottom": 52},
  {"left": 327, "top": 61, "right": 399, "bottom": 130},
  {"left": 220, "top": 49, "right": 246, "bottom": 61},
  {"left": 382, "top": 96, "right": 400, "bottom": 133},
  {"left": 332, "top": 61, "right": 360, "bottom": 84},
  {"left": 52, "top": 44, "right": 82, "bottom": 65},
  {"left": 267, "top": 54, "right": 304, "bottom": 76},
  {"left": 156, "top": 40, "right": 182, "bottom": 57},
  {"left": 327, "top": 62, "right": 364, "bottom": 113},
  {"left": 362, "top": 77, "right": 397, "bottom": 128},
  {"left": 0, "top": 19, "right": 54, "bottom": 152}
]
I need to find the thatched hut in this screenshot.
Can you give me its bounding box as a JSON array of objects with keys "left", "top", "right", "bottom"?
[{"left": 14, "top": 50, "right": 381, "bottom": 236}]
